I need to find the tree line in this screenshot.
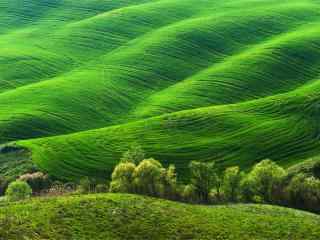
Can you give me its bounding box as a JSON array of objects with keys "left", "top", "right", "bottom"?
[
  {"left": 109, "top": 146, "right": 320, "bottom": 213},
  {"left": 2, "top": 146, "right": 320, "bottom": 214}
]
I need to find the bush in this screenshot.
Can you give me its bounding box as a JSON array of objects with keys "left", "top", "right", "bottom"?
[
  {"left": 244, "top": 160, "right": 286, "bottom": 203},
  {"left": 133, "top": 158, "right": 163, "bottom": 196},
  {"left": 189, "top": 161, "right": 217, "bottom": 203},
  {"left": 77, "top": 177, "right": 95, "bottom": 194},
  {"left": 110, "top": 162, "right": 136, "bottom": 193},
  {"left": 5, "top": 180, "right": 32, "bottom": 201},
  {"left": 222, "top": 166, "right": 242, "bottom": 202},
  {"left": 160, "top": 164, "right": 179, "bottom": 200},
  {"left": 182, "top": 184, "right": 198, "bottom": 203},
  {"left": 0, "top": 177, "right": 8, "bottom": 196},
  {"left": 240, "top": 177, "right": 255, "bottom": 202},
  {"left": 96, "top": 184, "right": 108, "bottom": 193},
  {"left": 286, "top": 174, "right": 320, "bottom": 212},
  {"left": 18, "top": 172, "right": 51, "bottom": 193},
  {"left": 120, "top": 145, "right": 145, "bottom": 164},
  {"left": 209, "top": 188, "right": 225, "bottom": 204}
]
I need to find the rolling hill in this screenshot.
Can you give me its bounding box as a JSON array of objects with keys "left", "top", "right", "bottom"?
[
  {"left": 1, "top": 193, "right": 320, "bottom": 239},
  {"left": 1, "top": 0, "right": 320, "bottom": 179}
]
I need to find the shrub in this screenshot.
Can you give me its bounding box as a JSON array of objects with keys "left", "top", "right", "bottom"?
[
  {"left": 133, "top": 158, "right": 163, "bottom": 196},
  {"left": 0, "top": 177, "right": 8, "bottom": 196},
  {"left": 110, "top": 162, "right": 136, "bottom": 193},
  {"left": 240, "top": 177, "right": 255, "bottom": 202},
  {"left": 5, "top": 180, "right": 32, "bottom": 201},
  {"left": 120, "top": 145, "right": 145, "bottom": 164},
  {"left": 18, "top": 172, "right": 51, "bottom": 193},
  {"left": 222, "top": 166, "right": 242, "bottom": 202},
  {"left": 245, "top": 160, "right": 286, "bottom": 203},
  {"left": 96, "top": 184, "right": 108, "bottom": 193},
  {"left": 189, "top": 161, "right": 217, "bottom": 203},
  {"left": 286, "top": 174, "right": 320, "bottom": 212},
  {"left": 209, "top": 188, "right": 225, "bottom": 204},
  {"left": 182, "top": 184, "right": 198, "bottom": 203},
  {"left": 78, "top": 177, "right": 91, "bottom": 194},
  {"left": 160, "top": 164, "right": 179, "bottom": 200}
]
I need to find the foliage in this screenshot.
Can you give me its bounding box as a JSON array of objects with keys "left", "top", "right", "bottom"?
[
  {"left": 160, "top": 164, "right": 179, "bottom": 200},
  {"left": 77, "top": 177, "right": 97, "bottom": 194},
  {"left": 110, "top": 162, "right": 136, "bottom": 193},
  {"left": 244, "top": 160, "right": 286, "bottom": 203},
  {"left": 120, "top": 145, "right": 145, "bottom": 165},
  {"left": 222, "top": 166, "right": 242, "bottom": 202},
  {"left": 182, "top": 184, "right": 198, "bottom": 203},
  {"left": 133, "top": 158, "right": 163, "bottom": 196},
  {"left": 5, "top": 180, "right": 32, "bottom": 201},
  {"left": 189, "top": 161, "right": 217, "bottom": 203},
  {"left": 1, "top": 194, "right": 320, "bottom": 240},
  {"left": 95, "top": 184, "right": 108, "bottom": 193},
  {"left": 0, "top": 177, "right": 8, "bottom": 196},
  {"left": 286, "top": 174, "right": 320, "bottom": 213},
  {"left": 19, "top": 172, "right": 51, "bottom": 193}
]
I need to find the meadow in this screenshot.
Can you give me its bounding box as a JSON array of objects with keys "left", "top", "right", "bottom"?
[
  {"left": 0, "top": 0, "right": 320, "bottom": 179},
  {"left": 1, "top": 193, "right": 320, "bottom": 240}
]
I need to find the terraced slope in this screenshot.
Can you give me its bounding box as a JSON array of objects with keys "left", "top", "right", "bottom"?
[
  {"left": 0, "top": 0, "right": 320, "bottom": 179},
  {"left": 1, "top": 194, "right": 320, "bottom": 239}
]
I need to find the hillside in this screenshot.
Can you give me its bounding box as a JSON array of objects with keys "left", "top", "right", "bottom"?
[
  {"left": 1, "top": 0, "right": 320, "bottom": 179},
  {"left": 1, "top": 193, "right": 320, "bottom": 239}
]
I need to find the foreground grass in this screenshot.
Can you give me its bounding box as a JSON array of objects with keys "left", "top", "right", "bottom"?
[
  {"left": 1, "top": 0, "right": 320, "bottom": 179},
  {"left": 0, "top": 193, "right": 320, "bottom": 240}
]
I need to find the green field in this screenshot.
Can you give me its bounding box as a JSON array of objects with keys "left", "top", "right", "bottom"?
[
  {"left": 0, "top": 193, "right": 319, "bottom": 239},
  {"left": 1, "top": 0, "right": 320, "bottom": 179}
]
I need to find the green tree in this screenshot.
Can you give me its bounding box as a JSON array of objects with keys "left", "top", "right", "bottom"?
[
  {"left": 120, "top": 145, "right": 145, "bottom": 164},
  {"left": 160, "top": 164, "right": 178, "bottom": 200},
  {"left": 286, "top": 174, "right": 320, "bottom": 212},
  {"left": 19, "top": 172, "right": 51, "bottom": 193},
  {"left": 95, "top": 184, "right": 108, "bottom": 193},
  {"left": 222, "top": 166, "right": 242, "bottom": 202},
  {"left": 189, "top": 161, "right": 217, "bottom": 203},
  {"left": 245, "top": 160, "right": 286, "bottom": 203},
  {"left": 77, "top": 177, "right": 97, "bottom": 194},
  {"left": 6, "top": 180, "right": 32, "bottom": 201},
  {"left": 110, "top": 162, "right": 136, "bottom": 193},
  {"left": 133, "top": 158, "right": 163, "bottom": 196},
  {"left": 182, "top": 184, "right": 198, "bottom": 203}
]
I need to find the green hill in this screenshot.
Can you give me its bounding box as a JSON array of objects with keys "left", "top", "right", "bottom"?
[
  {"left": 1, "top": 0, "right": 320, "bottom": 179},
  {"left": 1, "top": 193, "right": 320, "bottom": 240}
]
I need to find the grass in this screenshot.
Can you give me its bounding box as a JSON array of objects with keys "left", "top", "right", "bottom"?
[
  {"left": 0, "top": 0, "right": 320, "bottom": 179},
  {"left": 0, "top": 193, "right": 320, "bottom": 240}
]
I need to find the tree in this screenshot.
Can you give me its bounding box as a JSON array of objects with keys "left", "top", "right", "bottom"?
[
  {"left": 95, "top": 184, "right": 108, "bottom": 193},
  {"left": 245, "top": 160, "right": 286, "bottom": 203},
  {"left": 189, "top": 161, "right": 217, "bottom": 203},
  {"left": 120, "top": 145, "right": 145, "bottom": 164},
  {"left": 110, "top": 162, "right": 136, "bottom": 193},
  {"left": 133, "top": 158, "right": 163, "bottom": 196},
  {"left": 160, "top": 164, "right": 178, "bottom": 200},
  {"left": 77, "top": 177, "right": 97, "bottom": 194},
  {"left": 0, "top": 177, "right": 8, "bottom": 196},
  {"left": 286, "top": 174, "right": 320, "bottom": 212},
  {"left": 19, "top": 172, "right": 51, "bottom": 193},
  {"left": 182, "top": 184, "right": 198, "bottom": 203},
  {"left": 5, "top": 180, "right": 32, "bottom": 201},
  {"left": 222, "top": 166, "right": 242, "bottom": 202}
]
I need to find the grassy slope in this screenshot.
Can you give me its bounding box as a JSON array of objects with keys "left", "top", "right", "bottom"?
[
  {"left": 0, "top": 0, "right": 320, "bottom": 178},
  {"left": 1, "top": 193, "right": 320, "bottom": 240},
  {"left": 18, "top": 87, "right": 320, "bottom": 179}
]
